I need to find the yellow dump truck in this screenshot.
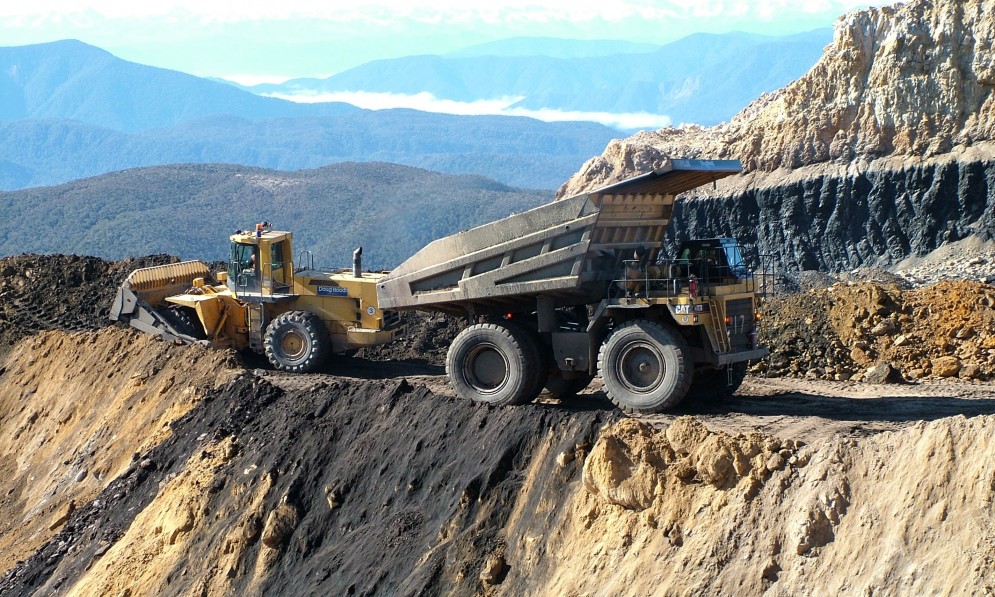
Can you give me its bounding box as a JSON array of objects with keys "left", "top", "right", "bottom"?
[
  {"left": 110, "top": 223, "right": 401, "bottom": 372},
  {"left": 377, "top": 159, "right": 769, "bottom": 413}
]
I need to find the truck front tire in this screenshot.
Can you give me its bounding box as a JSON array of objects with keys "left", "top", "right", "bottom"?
[
  {"left": 264, "top": 311, "right": 329, "bottom": 373},
  {"left": 446, "top": 322, "right": 541, "bottom": 406},
  {"left": 598, "top": 320, "right": 692, "bottom": 413}
]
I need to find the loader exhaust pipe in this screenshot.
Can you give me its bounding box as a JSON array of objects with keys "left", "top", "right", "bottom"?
[{"left": 353, "top": 246, "right": 363, "bottom": 278}]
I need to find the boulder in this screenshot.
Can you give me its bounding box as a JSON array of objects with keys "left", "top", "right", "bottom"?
[
  {"left": 261, "top": 503, "right": 299, "bottom": 549},
  {"left": 863, "top": 363, "right": 906, "bottom": 384},
  {"left": 932, "top": 356, "right": 961, "bottom": 378}
]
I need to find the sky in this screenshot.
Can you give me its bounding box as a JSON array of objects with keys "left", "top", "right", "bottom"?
[
  {"left": 2, "top": 0, "right": 904, "bottom": 80},
  {"left": 1, "top": 0, "right": 903, "bottom": 127}
]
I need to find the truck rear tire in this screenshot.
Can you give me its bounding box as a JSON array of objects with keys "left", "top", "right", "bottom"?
[
  {"left": 598, "top": 320, "right": 692, "bottom": 413},
  {"left": 264, "top": 311, "right": 329, "bottom": 373},
  {"left": 446, "top": 322, "right": 541, "bottom": 406},
  {"left": 687, "top": 363, "right": 748, "bottom": 401}
]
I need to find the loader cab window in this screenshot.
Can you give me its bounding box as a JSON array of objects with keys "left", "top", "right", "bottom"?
[
  {"left": 229, "top": 242, "right": 260, "bottom": 294},
  {"left": 270, "top": 240, "right": 292, "bottom": 293}
]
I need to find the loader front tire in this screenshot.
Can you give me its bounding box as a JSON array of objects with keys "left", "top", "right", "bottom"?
[
  {"left": 264, "top": 311, "right": 329, "bottom": 373},
  {"left": 446, "top": 323, "right": 541, "bottom": 406},
  {"left": 598, "top": 320, "right": 692, "bottom": 414}
]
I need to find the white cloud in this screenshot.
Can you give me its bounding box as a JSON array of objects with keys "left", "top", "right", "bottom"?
[{"left": 263, "top": 89, "right": 671, "bottom": 131}]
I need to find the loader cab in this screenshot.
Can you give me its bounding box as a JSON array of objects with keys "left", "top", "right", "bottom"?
[{"left": 227, "top": 224, "right": 295, "bottom": 299}]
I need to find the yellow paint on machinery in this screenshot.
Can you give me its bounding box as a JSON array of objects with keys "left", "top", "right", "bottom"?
[{"left": 111, "top": 223, "right": 402, "bottom": 372}]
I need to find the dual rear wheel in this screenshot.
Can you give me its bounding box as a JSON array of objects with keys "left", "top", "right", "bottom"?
[
  {"left": 445, "top": 323, "right": 543, "bottom": 406},
  {"left": 446, "top": 317, "right": 743, "bottom": 413}
]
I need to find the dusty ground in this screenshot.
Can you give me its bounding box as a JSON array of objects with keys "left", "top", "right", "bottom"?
[
  {"left": 0, "top": 254, "right": 993, "bottom": 596},
  {"left": 261, "top": 358, "right": 995, "bottom": 444}
]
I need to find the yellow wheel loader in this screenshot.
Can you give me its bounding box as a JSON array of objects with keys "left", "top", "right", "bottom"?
[{"left": 110, "top": 223, "right": 402, "bottom": 372}]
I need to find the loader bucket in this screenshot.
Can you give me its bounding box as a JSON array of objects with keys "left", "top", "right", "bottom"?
[{"left": 110, "top": 260, "right": 213, "bottom": 343}]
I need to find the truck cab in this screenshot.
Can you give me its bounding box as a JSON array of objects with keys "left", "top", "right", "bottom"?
[{"left": 675, "top": 238, "right": 749, "bottom": 283}]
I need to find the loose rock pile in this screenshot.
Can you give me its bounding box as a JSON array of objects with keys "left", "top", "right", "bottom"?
[{"left": 758, "top": 280, "right": 995, "bottom": 381}]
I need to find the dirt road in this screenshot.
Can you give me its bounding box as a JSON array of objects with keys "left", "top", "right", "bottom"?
[{"left": 258, "top": 355, "right": 995, "bottom": 444}]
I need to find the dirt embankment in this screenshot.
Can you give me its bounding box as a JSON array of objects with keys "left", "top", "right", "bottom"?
[
  {"left": 0, "top": 328, "right": 239, "bottom": 575},
  {"left": 1, "top": 328, "right": 993, "bottom": 596},
  {"left": 0, "top": 328, "right": 615, "bottom": 597},
  {"left": 0, "top": 254, "right": 176, "bottom": 357},
  {"left": 760, "top": 280, "right": 995, "bottom": 382}
]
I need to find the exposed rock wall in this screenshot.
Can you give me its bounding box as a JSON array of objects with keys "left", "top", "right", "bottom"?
[
  {"left": 561, "top": 0, "right": 995, "bottom": 195},
  {"left": 667, "top": 159, "right": 995, "bottom": 272},
  {"left": 557, "top": 0, "right": 995, "bottom": 273}
]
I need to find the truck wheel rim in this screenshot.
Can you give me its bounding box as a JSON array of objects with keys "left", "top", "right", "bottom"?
[
  {"left": 464, "top": 343, "right": 508, "bottom": 393},
  {"left": 617, "top": 341, "right": 664, "bottom": 392},
  {"left": 281, "top": 330, "right": 307, "bottom": 360}
]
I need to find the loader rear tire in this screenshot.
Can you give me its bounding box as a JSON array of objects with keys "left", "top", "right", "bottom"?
[
  {"left": 598, "top": 320, "right": 692, "bottom": 414},
  {"left": 446, "top": 323, "right": 541, "bottom": 406},
  {"left": 264, "top": 311, "right": 329, "bottom": 373}
]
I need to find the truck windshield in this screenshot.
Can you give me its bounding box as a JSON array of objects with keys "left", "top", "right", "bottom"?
[{"left": 722, "top": 245, "right": 748, "bottom": 277}]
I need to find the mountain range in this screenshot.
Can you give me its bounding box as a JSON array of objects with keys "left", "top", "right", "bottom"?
[
  {"left": 0, "top": 30, "right": 831, "bottom": 193},
  {"left": 0, "top": 28, "right": 846, "bottom": 265},
  {"left": 0, "top": 40, "right": 620, "bottom": 191},
  {"left": 251, "top": 30, "right": 832, "bottom": 126}
]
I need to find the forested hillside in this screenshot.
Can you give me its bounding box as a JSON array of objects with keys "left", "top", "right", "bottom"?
[{"left": 0, "top": 162, "right": 549, "bottom": 267}]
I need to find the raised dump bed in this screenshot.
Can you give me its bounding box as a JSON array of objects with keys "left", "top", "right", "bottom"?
[
  {"left": 379, "top": 159, "right": 766, "bottom": 415},
  {"left": 378, "top": 159, "right": 742, "bottom": 315}
]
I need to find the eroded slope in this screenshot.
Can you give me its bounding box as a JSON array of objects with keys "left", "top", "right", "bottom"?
[
  {"left": 1, "top": 327, "right": 992, "bottom": 596},
  {"left": 0, "top": 328, "right": 239, "bottom": 573}
]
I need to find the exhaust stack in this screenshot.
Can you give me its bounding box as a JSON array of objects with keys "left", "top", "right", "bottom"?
[{"left": 353, "top": 247, "right": 363, "bottom": 278}]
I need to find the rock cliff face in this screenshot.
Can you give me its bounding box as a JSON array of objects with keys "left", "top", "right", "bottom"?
[
  {"left": 559, "top": 0, "right": 995, "bottom": 274},
  {"left": 669, "top": 158, "right": 995, "bottom": 271}
]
